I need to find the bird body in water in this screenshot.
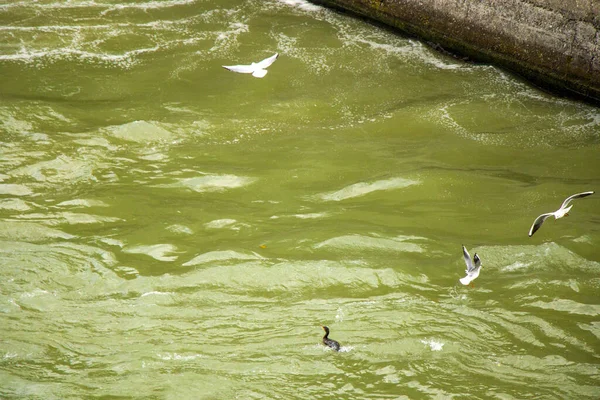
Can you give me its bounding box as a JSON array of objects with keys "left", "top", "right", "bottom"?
[{"left": 321, "top": 326, "right": 340, "bottom": 351}]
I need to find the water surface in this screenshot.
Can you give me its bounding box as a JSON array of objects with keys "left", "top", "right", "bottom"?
[{"left": 1, "top": 0, "right": 599, "bottom": 398}]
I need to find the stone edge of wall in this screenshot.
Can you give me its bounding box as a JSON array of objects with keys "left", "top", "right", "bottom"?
[{"left": 310, "top": 0, "right": 600, "bottom": 106}]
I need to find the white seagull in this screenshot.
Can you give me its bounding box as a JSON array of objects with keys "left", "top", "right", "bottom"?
[
  {"left": 528, "top": 191, "right": 594, "bottom": 237},
  {"left": 459, "top": 245, "right": 482, "bottom": 286},
  {"left": 222, "top": 53, "right": 279, "bottom": 78}
]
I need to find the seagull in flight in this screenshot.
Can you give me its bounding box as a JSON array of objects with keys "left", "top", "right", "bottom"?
[
  {"left": 459, "top": 245, "right": 482, "bottom": 286},
  {"left": 222, "top": 53, "right": 279, "bottom": 78},
  {"left": 528, "top": 191, "right": 594, "bottom": 237}
]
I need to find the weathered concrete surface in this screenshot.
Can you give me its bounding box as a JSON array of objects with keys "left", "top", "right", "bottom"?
[{"left": 310, "top": 0, "right": 600, "bottom": 104}]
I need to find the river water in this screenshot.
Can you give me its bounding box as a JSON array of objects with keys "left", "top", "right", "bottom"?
[{"left": 1, "top": 0, "right": 599, "bottom": 398}]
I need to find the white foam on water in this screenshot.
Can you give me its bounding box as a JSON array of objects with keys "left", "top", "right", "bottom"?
[
  {"left": 157, "top": 353, "right": 204, "bottom": 361},
  {"left": 335, "top": 307, "right": 345, "bottom": 322},
  {"left": 0, "top": 1, "right": 101, "bottom": 11},
  {"left": 292, "top": 212, "right": 328, "bottom": 219},
  {"left": 421, "top": 339, "right": 445, "bottom": 351},
  {"left": 0, "top": 45, "right": 161, "bottom": 69},
  {"left": 100, "top": 0, "right": 196, "bottom": 15},
  {"left": 272, "top": 32, "right": 332, "bottom": 74},
  {"left": 207, "top": 22, "right": 249, "bottom": 56},
  {"left": 140, "top": 291, "right": 173, "bottom": 298},
  {"left": 276, "top": 0, "right": 323, "bottom": 12}
]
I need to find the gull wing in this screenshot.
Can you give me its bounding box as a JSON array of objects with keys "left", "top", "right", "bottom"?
[
  {"left": 528, "top": 213, "right": 553, "bottom": 237},
  {"left": 222, "top": 64, "right": 255, "bottom": 74},
  {"left": 462, "top": 245, "right": 474, "bottom": 272},
  {"left": 255, "top": 53, "right": 278, "bottom": 69},
  {"left": 252, "top": 69, "right": 268, "bottom": 78},
  {"left": 473, "top": 253, "right": 481, "bottom": 268},
  {"left": 560, "top": 191, "right": 594, "bottom": 210}
]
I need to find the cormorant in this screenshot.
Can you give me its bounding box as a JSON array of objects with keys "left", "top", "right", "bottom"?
[{"left": 321, "top": 326, "right": 340, "bottom": 351}]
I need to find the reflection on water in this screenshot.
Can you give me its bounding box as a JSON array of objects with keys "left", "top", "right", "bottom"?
[{"left": 1, "top": 0, "right": 599, "bottom": 398}]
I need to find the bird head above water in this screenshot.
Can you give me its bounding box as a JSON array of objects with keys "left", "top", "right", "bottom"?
[{"left": 320, "top": 326, "right": 340, "bottom": 351}]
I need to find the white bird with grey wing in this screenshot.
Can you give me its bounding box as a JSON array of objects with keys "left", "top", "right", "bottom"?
[
  {"left": 222, "top": 53, "right": 279, "bottom": 78},
  {"left": 528, "top": 191, "right": 594, "bottom": 237},
  {"left": 459, "top": 245, "right": 482, "bottom": 286}
]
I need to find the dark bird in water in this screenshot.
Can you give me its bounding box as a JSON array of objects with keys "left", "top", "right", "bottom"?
[{"left": 321, "top": 326, "right": 340, "bottom": 351}]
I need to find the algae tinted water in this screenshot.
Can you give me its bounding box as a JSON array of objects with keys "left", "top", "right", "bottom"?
[{"left": 1, "top": 1, "right": 599, "bottom": 398}]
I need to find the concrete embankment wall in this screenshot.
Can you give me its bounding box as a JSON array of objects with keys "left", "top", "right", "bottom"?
[{"left": 310, "top": 0, "right": 600, "bottom": 104}]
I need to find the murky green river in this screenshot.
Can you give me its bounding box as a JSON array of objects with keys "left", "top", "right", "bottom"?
[{"left": 1, "top": 0, "right": 599, "bottom": 398}]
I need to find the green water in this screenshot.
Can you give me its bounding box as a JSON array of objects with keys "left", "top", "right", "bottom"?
[{"left": 1, "top": 0, "right": 599, "bottom": 398}]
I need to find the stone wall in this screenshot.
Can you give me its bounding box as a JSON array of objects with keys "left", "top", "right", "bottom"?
[{"left": 310, "top": 0, "right": 600, "bottom": 104}]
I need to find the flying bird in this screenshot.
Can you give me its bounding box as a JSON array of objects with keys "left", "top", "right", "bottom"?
[
  {"left": 459, "top": 245, "right": 482, "bottom": 286},
  {"left": 320, "top": 326, "right": 340, "bottom": 351},
  {"left": 222, "top": 53, "right": 279, "bottom": 78},
  {"left": 528, "top": 191, "right": 594, "bottom": 237}
]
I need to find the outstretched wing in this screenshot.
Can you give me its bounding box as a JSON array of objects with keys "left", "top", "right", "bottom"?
[
  {"left": 222, "top": 64, "right": 254, "bottom": 74},
  {"left": 255, "top": 53, "right": 278, "bottom": 69},
  {"left": 560, "top": 191, "right": 594, "bottom": 210},
  {"left": 473, "top": 253, "right": 481, "bottom": 268},
  {"left": 528, "top": 213, "right": 553, "bottom": 237},
  {"left": 252, "top": 69, "right": 268, "bottom": 78},
  {"left": 462, "top": 245, "right": 474, "bottom": 272}
]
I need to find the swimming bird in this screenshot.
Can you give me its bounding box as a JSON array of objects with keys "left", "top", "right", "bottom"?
[
  {"left": 321, "top": 326, "right": 340, "bottom": 351},
  {"left": 528, "top": 191, "right": 594, "bottom": 237},
  {"left": 459, "top": 245, "right": 482, "bottom": 286},
  {"left": 222, "top": 53, "right": 279, "bottom": 78}
]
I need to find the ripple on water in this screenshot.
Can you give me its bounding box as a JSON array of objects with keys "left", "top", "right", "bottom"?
[
  {"left": 481, "top": 242, "right": 600, "bottom": 274},
  {"left": 314, "top": 234, "right": 425, "bottom": 254},
  {"left": 0, "top": 221, "right": 75, "bottom": 241},
  {"left": 317, "top": 177, "right": 420, "bottom": 201},
  {"left": 182, "top": 250, "right": 265, "bottom": 266},
  {"left": 166, "top": 224, "right": 194, "bottom": 235},
  {"left": 0, "top": 184, "right": 33, "bottom": 196},
  {"left": 204, "top": 218, "right": 238, "bottom": 229},
  {"left": 107, "top": 120, "right": 174, "bottom": 143},
  {"left": 55, "top": 199, "right": 110, "bottom": 208},
  {"left": 123, "top": 244, "right": 179, "bottom": 262},
  {"left": 527, "top": 299, "right": 600, "bottom": 317},
  {"left": 9, "top": 155, "right": 97, "bottom": 184},
  {"left": 15, "top": 212, "right": 121, "bottom": 225},
  {"left": 0, "top": 198, "right": 31, "bottom": 211},
  {"left": 160, "top": 174, "right": 256, "bottom": 193},
  {"left": 173, "top": 259, "right": 428, "bottom": 293}
]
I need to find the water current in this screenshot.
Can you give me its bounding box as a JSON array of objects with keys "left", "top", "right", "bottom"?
[{"left": 1, "top": 0, "right": 599, "bottom": 398}]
